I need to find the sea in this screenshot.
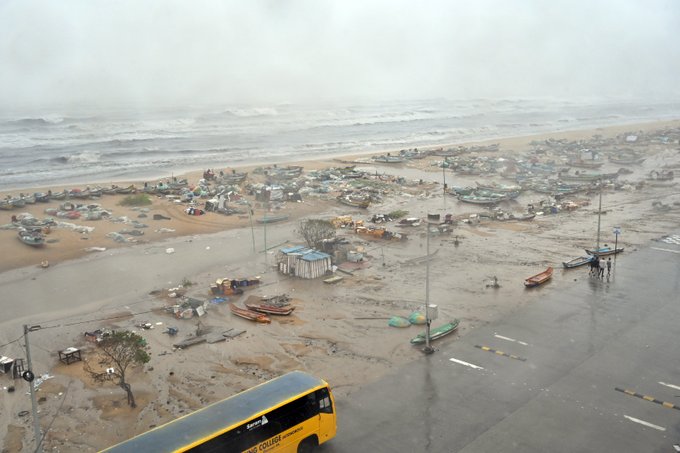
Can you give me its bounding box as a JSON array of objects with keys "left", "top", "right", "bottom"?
[{"left": 1, "top": 98, "right": 679, "bottom": 192}]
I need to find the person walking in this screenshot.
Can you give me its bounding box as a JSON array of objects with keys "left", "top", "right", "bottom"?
[
  {"left": 599, "top": 257, "right": 606, "bottom": 279},
  {"left": 606, "top": 257, "right": 612, "bottom": 277},
  {"left": 589, "top": 257, "right": 598, "bottom": 277}
]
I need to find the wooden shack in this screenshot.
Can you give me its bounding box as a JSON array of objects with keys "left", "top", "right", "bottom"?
[{"left": 277, "top": 246, "right": 332, "bottom": 279}]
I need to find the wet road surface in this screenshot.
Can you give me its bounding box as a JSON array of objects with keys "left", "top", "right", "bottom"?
[{"left": 326, "top": 240, "right": 680, "bottom": 452}]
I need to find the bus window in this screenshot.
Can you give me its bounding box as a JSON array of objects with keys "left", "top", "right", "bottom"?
[{"left": 316, "top": 388, "right": 333, "bottom": 414}]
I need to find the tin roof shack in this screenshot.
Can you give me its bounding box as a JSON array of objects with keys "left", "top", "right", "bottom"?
[{"left": 277, "top": 246, "right": 332, "bottom": 279}]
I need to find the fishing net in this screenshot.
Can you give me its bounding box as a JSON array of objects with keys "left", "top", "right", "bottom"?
[
  {"left": 388, "top": 316, "right": 410, "bottom": 328},
  {"left": 408, "top": 311, "right": 426, "bottom": 325}
]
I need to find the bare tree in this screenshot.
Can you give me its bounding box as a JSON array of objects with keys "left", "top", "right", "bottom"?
[
  {"left": 297, "top": 219, "right": 336, "bottom": 248},
  {"left": 84, "top": 330, "right": 150, "bottom": 408}
]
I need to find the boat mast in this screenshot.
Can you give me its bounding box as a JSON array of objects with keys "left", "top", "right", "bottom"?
[{"left": 596, "top": 178, "right": 602, "bottom": 250}]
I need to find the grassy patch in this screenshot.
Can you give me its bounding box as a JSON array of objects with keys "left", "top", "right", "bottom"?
[
  {"left": 119, "top": 194, "right": 152, "bottom": 207},
  {"left": 388, "top": 210, "right": 408, "bottom": 219}
]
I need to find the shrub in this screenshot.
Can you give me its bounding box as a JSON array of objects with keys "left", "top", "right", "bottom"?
[{"left": 119, "top": 194, "right": 152, "bottom": 207}]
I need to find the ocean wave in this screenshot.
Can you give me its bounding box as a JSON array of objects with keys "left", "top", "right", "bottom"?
[
  {"left": 4, "top": 117, "right": 62, "bottom": 127},
  {"left": 50, "top": 151, "right": 102, "bottom": 165}
]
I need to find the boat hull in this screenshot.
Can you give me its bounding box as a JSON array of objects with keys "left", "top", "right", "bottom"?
[
  {"left": 585, "top": 247, "right": 624, "bottom": 257},
  {"left": 562, "top": 256, "right": 593, "bottom": 268},
  {"left": 410, "top": 320, "right": 460, "bottom": 345},
  {"left": 524, "top": 266, "right": 553, "bottom": 287},
  {"left": 229, "top": 304, "right": 271, "bottom": 323},
  {"left": 244, "top": 303, "right": 294, "bottom": 316}
]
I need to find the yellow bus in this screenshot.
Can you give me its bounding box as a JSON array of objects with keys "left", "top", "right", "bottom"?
[{"left": 102, "top": 371, "right": 337, "bottom": 453}]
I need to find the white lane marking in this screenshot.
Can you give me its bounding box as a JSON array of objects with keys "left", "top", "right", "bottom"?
[
  {"left": 673, "top": 444, "right": 680, "bottom": 452},
  {"left": 651, "top": 247, "right": 680, "bottom": 254},
  {"left": 494, "top": 334, "right": 529, "bottom": 346},
  {"left": 449, "top": 358, "right": 484, "bottom": 370},
  {"left": 623, "top": 415, "right": 665, "bottom": 431},
  {"left": 658, "top": 381, "right": 680, "bottom": 391}
]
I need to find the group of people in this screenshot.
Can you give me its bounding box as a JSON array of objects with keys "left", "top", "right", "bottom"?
[{"left": 589, "top": 255, "right": 613, "bottom": 279}]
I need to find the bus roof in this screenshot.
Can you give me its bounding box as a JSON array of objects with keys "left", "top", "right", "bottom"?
[{"left": 102, "top": 371, "right": 327, "bottom": 452}]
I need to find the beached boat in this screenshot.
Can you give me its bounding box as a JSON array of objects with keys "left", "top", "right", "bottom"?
[
  {"left": 257, "top": 214, "right": 289, "bottom": 224},
  {"left": 585, "top": 247, "right": 624, "bottom": 257},
  {"left": 373, "top": 155, "right": 405, "bottom": 164},
  {"left": 457, "top": 194, "right": 503, "bottom": 205},
  {"left": 562, "top": 255, "right": 594, "bottom": 269},
  {"left": 449, "top": 186, "right": 475, "bottom": 196},
  {"left": 115, "top": 185, "right": 137, "bottom": 194},
  {"left": 496, "top": 212, "right": 536, "bottom": 222},
  {"left": 337, "top": 195, "right": 370, "bottom": 209},
  {"left": 609, "top": 154, "right": 645, "bottom": 165},
  {"left": 33, "top": 192, "right": 50, "bottom": 203},
  {"left": 475, "top": 181, "right": 522, "bottom": 193},
  {"left": 396, "top": 217, "right": 422, "bottom": 227},
  {"left": 567, "top": 159, "right": 604, "bottom": 169},
  {"left": 410, "top": 320, "right": 460, "bottom": 345},
  {"left": 244, "top": 302, "right": 295, "bottom": 316},
  {"left": 18, "top": 228, "right": 45, "bottom": 247},
  {"left": 229, "top": 304, "right": 271, "bottom": 323},
  {"left": 524, "top": 266, "right": 553, "bottom": 287},
  {"left": 217, "top": 172, "right": 248, "bottom": 185}
]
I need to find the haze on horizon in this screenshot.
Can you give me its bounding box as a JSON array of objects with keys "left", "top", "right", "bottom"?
[{"left": 1, "top": 0, "right": 679, "bottom": 113}]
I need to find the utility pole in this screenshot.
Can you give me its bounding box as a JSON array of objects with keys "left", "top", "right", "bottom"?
[
  {"left": 423, "top": 222, "right": 434, "bottom": 354},
  {"left": 596, "top": 178, "right": 603, "bottom": 251},
  {"left": 246, "top": 201, "right": 256, "bottom": 254},
  {"left": 24, "top": 324, "right": 43, "bottom": 453},
  {"left": 442, "top": 162, "right": 447, "bottom": 210},
  {"left": 263, "top": 198, "right": 268, "bottom": 272}
]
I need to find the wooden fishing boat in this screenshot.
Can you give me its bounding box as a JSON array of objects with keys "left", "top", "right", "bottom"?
[
  {"left": 585, "top": 247, "right": 624, "bottom": 257},
  {"left": 217, "top": 172, "right": 248, "bottom": 185},
  {"left": 256, "top": 214, "right": 289, "bottom": 224},
  {"left": 562, "top": 255, "right": 594, "bottom": 269},
  {"left": 18, "top": 228, "right": 45, "bottom": 247},
  {"left": 524, "top": 266, "right": 553, "bottom": 287},
  {"left": 567, "top": 159, "right": 604, "bottom": 169},
  {"left": 33, "top": 192, "right": 50, "bottom": 203},
  {"left": 410, "top": 319, "right": 460, "bottom": 345},
  {"left": 373, "top": 155, "right": 405, "bottom": 164},
  {"left": 229, "top": 304, "right": 271, "bottom": 323},
  {"left": 609, "top": 155, "right": 645, "bottom": 165},
  {"left": 457, "top": 194, "right": 502, "bottom": 205},
  {"left": 337, "top": 195, "right": 370, "bottom": 209},
  {"left": 115, "top": 185, "right": 137, "bottom": 194},
  {"left": 475, "top": 181, "right": 522, "bottom": 193},
  {"left": 244, "top": 302, "right": 295, "bottom": 316}
]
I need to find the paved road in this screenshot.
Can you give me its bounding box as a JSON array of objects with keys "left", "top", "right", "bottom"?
[{"left": 326, "top": 241, "right": 680, "bottom": 452}]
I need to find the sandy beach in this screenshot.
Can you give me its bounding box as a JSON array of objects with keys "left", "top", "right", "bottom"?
[{"left": 1, "top": 120, "right": 679, "bottom": 452}]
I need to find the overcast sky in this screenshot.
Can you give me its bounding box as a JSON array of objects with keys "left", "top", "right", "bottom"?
[{"left": 1, "top": 0, "right": 679, "bottom": 111}]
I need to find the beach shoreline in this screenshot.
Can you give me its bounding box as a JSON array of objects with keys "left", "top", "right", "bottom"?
[
  {"left": 1, "top": 119, "right": 679, "bottom": 451},
  {"left": 2, "top": 118, "right": 679, "bottom": 194}
]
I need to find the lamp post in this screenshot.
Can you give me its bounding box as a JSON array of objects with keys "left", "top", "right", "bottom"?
[
  {"left": 23, "top": 324, "right": 43, "bottom": 453},
  {"left": 442, "top": 161, "right": 447, "bottom": 210},
  {"left": 246, "top": 201, "right": 256, "bottom": 254},
  {"left": 595, "top": 178, "right": 603, "bottom": 251},
  {"left": 613, "top": 226, "right": 621, "bottom": 260},
  {"left": 423, "top": 221, "right": 434, "bottom": 354}
]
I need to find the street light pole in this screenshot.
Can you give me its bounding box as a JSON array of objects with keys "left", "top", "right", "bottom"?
[
  {"left": 246, "top": 202, "right": 256, "bottom": 254},
  {"left": 596, "top": 178, "right": 603, "bottom": 251},
  {"left": 423, "top": 222, "right": 433, "bottom": 354},
  {"left": 24, "top": 324, "right": 43, "bottom": 453},
  {"left": 442, "top": 162, "right": 447, "bottom": 210}
]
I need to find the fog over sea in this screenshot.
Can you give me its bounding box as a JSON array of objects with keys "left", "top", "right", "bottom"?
[{"left": 1, "top": 98, "right": 679, "bottom": 192}]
